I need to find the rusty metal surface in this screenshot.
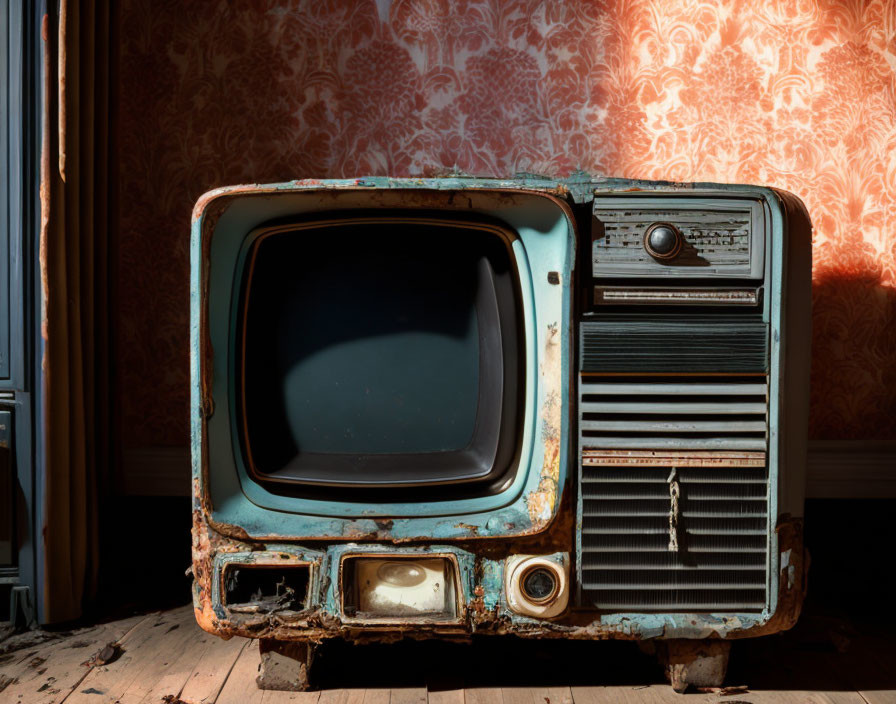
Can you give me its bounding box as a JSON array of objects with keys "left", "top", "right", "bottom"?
[
  {"left": 191, "top": 183, "right": 577, "bottom": 543},
  {"left": 582, "top": 449, "right": 767, "bottom": 467},
  {"left": 189, "top": 177, "right": 809, "bottom": 646},
  {"left": 191, "top": 512, "right": 806, "bottom": 643}
]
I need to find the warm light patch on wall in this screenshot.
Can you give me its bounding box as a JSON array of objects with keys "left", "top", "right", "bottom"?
[{"left": 117, "top": 0, "right": 896, "bottom": 445}]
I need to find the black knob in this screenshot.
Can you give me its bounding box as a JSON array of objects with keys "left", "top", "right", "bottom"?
[{"left": 644, "top": 222, "right": 683, "bottom": 260}]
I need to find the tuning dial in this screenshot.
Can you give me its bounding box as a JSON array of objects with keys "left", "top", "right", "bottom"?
[{"left": 644, "top": 222, "right": 683, "bottom": 260}]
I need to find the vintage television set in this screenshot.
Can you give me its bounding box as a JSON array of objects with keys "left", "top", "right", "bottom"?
[{"left": 190, "top": 176, "right": 811, "bottom": 692}]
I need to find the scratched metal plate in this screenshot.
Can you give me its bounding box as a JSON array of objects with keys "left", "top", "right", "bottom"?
[{"left": 592, "top": 195, "right": 766, "bottom": 278}]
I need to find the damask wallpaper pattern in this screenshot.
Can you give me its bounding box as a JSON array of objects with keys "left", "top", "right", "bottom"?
[{"left": 117, "top": 0, "right": 896, "bottom": 449}]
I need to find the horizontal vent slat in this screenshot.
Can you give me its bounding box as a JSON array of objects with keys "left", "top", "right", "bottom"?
[
  {"left": 582, "top": 511, "right": 767, "bottom": 518},
  {"left": 580, "top": 374, "right": 768, "bottom": 453},
  {"left": 580, "top": 437, "right": 767, "bottom": 450},
  {"left": 583, "top": 583, "right": 766, "bottom": 590},
  {"left": 582, "top": 546, "right": 767, "bottom": 554},
  {"left": 582, "top": 498, "right": 766, "bottom": 512},
  {"left": 584, "top": 516, "right": 766, "bottom": 530},
  {"left": 581, "top": 383, "right": 767, "bottom": 395},
  {"left": 583, "top": 529, "right": 767, "bottom": 536},
  {"left": 580, "top": 420, "right": 767, "bottom": 432},
  {"left": 582, "top": 494, "right": 767, "bottom": 502},
  {"left": 594, "top": 603, "right": 767, "bottom": 611},
  {"left": 580, "top": 401, "right": 767, "bottom": 414},
  {"left": 581, "top": 475, "right": 767, "bottom": 483},
  {"left": 582, "top": 552, "right": 765, "bottom": 569},
  {"left": 580, "top": 532, "right": 766, "bottom": 549}
]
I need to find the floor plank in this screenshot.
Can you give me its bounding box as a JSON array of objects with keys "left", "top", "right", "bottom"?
[
  {"left": 503, "top": 687, "right": 573, "bottom": 704},
  {"left": 357, "top": 690, "right": 390, "bottom": 704},
  {"left": 502, "top": 688, "right": 536, "bottom": 704},
  {"left": 132, "top": 622, "right": 217, "bottom": 704},
  {"left": 465, "top": 688, "right": 503, "bottom": 704},
  {"left": 64, "top": 606, "right": 198, "bottom": 704},
  {"left": 262, "top": 689, "right": 322, "bottom": 704},
  {"left": 426, "top": 687, "right": 465, "bottom": 704},
  {"left": 5, "top": 605, "right": 896, "bottom": 704},
  {"left": 571, "top": 684, "right": 709, "bottom": 704},
  {"left": 742, "top": 692, "right": 864, "bottom": 704},
  {"left": 534, "top": 686, "right": 573, "bottom": 704},
  {"left": 389, "top": 688, "right": 426, "bottom": 704},
  {"left": 215, "top": 642, "right": 265, "bottom": 704},
  {"left": 316, "top": 689, "right": 366, "bottom": 704},
  {"left": 178, "top": 633, "right": 248, "bottom": 704},
  {"left": 0, "top": 613, "right": 148, "bottom": 704}
]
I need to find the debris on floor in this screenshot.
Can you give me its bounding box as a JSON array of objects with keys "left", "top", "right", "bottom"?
[
  {"left": 81, "top": 641, "right": 123, "bottom": 667},
  {"left": 696, "top": 684, "right": 750, "bottom": 696},
  {"left": 0, "top": 674, "right": 18, "bottom": 693}
]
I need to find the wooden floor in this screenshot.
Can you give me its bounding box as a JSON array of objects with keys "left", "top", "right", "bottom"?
[{"left": 1, "top": 604, "right": 895, "bottom": 704}]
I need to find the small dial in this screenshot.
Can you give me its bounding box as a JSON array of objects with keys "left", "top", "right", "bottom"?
[
  {"left": 644, "top": 222, "right": 683, "bottom": 260},
  {"left": 522, "top": 567, "right": 557, "bottom": 603}
]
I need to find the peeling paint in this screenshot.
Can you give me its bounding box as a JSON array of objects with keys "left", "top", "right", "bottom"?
[
  {"left": 192, "top": 182, "right": 575, "bottom": 542},
  {"left": 189, "top": 176, "right": 807, "bottom": 649},
  {"left": 526, "top": 322, "right": 563, "bottom": 527},
  {"left": 191, "top": 514, "right": 804, "bottom": 643}
]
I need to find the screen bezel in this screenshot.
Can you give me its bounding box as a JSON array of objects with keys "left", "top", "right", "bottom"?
[{"left": 233, "top": 214, "right": 527, "bottom": 498}]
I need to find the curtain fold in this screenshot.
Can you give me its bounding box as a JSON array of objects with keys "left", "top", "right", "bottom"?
[{"left": 40, "top": 0, "right": 114, "bottom": 624}]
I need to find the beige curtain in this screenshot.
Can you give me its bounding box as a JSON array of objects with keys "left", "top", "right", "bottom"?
[{"left": 40, "top": 0, "right": 115, "bottom": 623}]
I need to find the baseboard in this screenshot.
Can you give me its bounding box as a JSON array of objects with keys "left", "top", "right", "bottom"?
[{"left": 119, "top": 441, "right": 896, "bottom": 499}]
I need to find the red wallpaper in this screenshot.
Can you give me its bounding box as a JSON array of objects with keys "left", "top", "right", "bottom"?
[{"left": 117, "top": 0, "right": 896, "bottom": 449}]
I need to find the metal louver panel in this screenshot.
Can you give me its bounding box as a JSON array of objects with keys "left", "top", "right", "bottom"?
[
  {"left": 579, "top": 462, "right": 769, "bottom": 612},
  {"left": 579, "top": 377, "right": 769, "bottom": 451},
  {"left": 580, "top": 315, "right": 768, "bottom": 373},
  {"left": 577, "top": 372, "right": 770, "bottom": 613}
]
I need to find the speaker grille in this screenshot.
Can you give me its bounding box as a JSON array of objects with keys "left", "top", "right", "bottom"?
[
  {"left": 577, "top": 375, "right": 770, "bottom": 612},
  {"left": 580, "top": 315, "right": 768, "bottom": 373},
  {"left": 579, "top": 460, "right": 769, "bottom": 612}
]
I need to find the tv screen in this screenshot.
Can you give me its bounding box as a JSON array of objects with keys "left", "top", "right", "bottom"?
[{"left": 238, "top": 217, "right": 522, "bottom": 490}]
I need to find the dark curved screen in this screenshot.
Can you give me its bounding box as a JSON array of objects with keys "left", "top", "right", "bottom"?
[{"left": 239, "top": 218, "right": 522, "bottom": 490}]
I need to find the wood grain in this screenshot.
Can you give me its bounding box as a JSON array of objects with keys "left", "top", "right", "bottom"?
[{"left": 1, "top": 605, "right": 891, "bottom": 704}]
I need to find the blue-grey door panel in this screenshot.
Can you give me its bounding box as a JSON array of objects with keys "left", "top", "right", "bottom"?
[{"left": 0, "top": 0, "right": 10, "bottom": 380}]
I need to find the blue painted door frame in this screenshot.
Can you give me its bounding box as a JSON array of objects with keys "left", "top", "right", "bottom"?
[{"left": 1, "top": 0, "right": 44, "bottom": 624}]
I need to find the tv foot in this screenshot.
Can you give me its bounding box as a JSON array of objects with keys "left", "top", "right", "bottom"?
[
  {"left": 658, "top": 639, "right": 731, "bottom": 693},
  {"left": 256, "top": 639, "right": 315, "bottom": 691}
]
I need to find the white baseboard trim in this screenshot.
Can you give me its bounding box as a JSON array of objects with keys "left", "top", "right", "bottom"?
[{"left": 119, "top": 441, "right": 896, "bottom": 499}]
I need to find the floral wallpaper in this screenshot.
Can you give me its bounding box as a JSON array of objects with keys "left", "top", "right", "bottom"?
[{"left": 117, "top": 0, "right": 896, "bottom": 450}]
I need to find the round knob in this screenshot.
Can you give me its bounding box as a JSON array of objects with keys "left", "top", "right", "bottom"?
[
  {"left": 522, "top": 567, "right": 558, "bottom": 603},
  {"left": 644, "top": 222, "right": 683, "bottom": 260}
]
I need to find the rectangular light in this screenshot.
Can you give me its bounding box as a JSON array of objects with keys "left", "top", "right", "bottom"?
[{"left": 343, "top": 556, "right": 458, "bottom": 621}]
